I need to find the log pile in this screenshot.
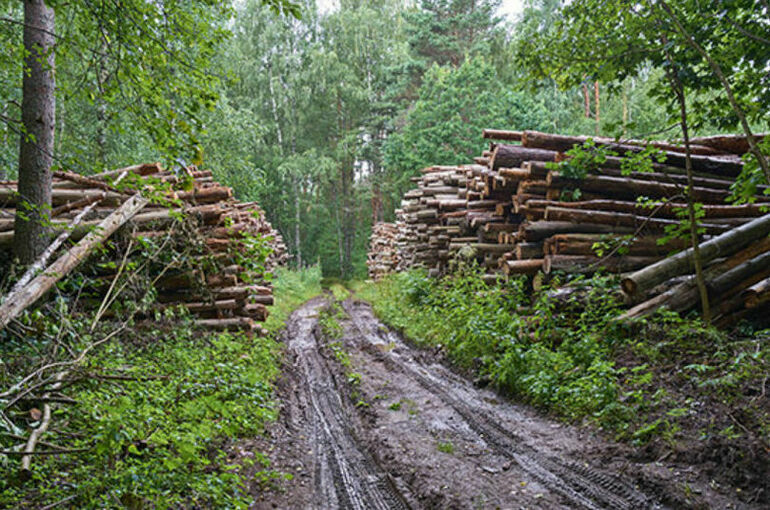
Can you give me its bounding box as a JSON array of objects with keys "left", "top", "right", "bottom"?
[
  {"left": 392, "top": 129, "right": 770, "bottom": 316},
  {"left": 367, "top": 222, "right": 399, "bottom": 280},
  {"left": 618, "top": 213, "right": 770, "bottom": 325},
  {"left": 0, "top": 163, "right": 287, "bottom": 335}
]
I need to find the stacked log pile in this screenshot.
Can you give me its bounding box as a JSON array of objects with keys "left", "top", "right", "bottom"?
[
  {"left": 0, "top": 163, "right": 287, "bottom": 335},
  {"left": 390, "top": 129, "right": 770, "bottom": 297},
  {"left": 618, "top": 213, "right": 770, "bottom": 325},
  {"left": 367, "top": 222, "right": 399, "bottom": 279}
]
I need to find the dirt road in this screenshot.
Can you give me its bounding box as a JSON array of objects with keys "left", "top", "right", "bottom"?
[{"left": 250, "top": 297, "right": 751, "bottom": 509}]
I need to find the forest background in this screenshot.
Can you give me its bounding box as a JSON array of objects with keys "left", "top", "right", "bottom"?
[{"left": 0, "top": 0, "right": 757, "bottom": 278}]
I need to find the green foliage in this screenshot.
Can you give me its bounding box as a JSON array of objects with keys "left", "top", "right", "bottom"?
[
  {"left": 0, "top": 318, "right": 282, "bottom": 508},
  {"left": 384, "top": 57, "right": 550, "bottom": 175},
  {"left": 436, "top": 440, "right": 454, "bottom": 454},
  {"left": 619, "top": 145, "right": 667, "bottom": 176},
  {"left": 514, "top": 0, "right": 770, "bottom": 198},
  {"left": 263, "top": 266, "right": 323, "bottom": 334},
  {"left": 546, "top": 139, "right": 618, "bottom": 180},
  {"left": 359, "top": 266, "right": 622, "bottom": 420},
  {"left": 318, "top": 301, "right": 346, "bottom": 341},
  {"left": 404, "top": 0, "right": 504, "bottom": 69},
  {"left": 659, "top": 201, "right": 705, "bottom": 246}
]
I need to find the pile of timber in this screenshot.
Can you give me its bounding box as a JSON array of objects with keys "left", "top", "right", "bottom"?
[
  {"left": 394, "top": 129, "right": 768, "bottom": 286},
  {"left": 367, "top": 222, "right": 399, "bottom": 280},
  {"left": 0, "top": 163, "right": 287, "bottom": 335},
  {"left": 618, "top": 213, "right": 770, "bottom": 325}
]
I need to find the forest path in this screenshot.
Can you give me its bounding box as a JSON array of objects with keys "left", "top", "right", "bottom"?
[{"left": 248, "top": 296, "right": 733, "bottom": 509}]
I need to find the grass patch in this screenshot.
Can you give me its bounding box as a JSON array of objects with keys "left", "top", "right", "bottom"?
[
  {"left": 321, "top": 277, "right": 353, "bottom": 302},
  {"left": 264, "top": 265, "right": 323, "bottom": 334},
  {"left": 436, "top": 440, "right": 454, "bottom": 454}
]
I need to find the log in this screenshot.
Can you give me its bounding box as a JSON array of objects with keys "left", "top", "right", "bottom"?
[
  {"left": 547, "top": 172, "right": 730, "bottom": 203},
  {"left": 448, "top": 243, "right": 515, "bottom": 254},
  {"left": 522, "top": 131, "right": 744, "bottom": 176},
  {"left": 195, "top": 317, "right": 255, "bottom": 332},
  {"left": 553, "top": 163, "right": 767, "bottom": 194},
  {"left": 519, "top": 221, "right": 634, "bottom": 242},
  {"left": 176, "top": 186, "right": 232, "bottom": 204},
  {"left": 548, "top": 233, "right": 688, "bottom": 257},
  {"left": 621, "top": 213, "right": 770, "bottom": 298},
  {"left": 544, "top": 254, "right": 661, "bottom": 274},
  {"left": 516, "top": 242, "right": 544, "bottom": 259},
  {"left": 169, "top": 299, "right": 239, "bottom": 313},
  {"left": 0, "top": 194, "right": 148, "bottom": 330},
  {"left": 241, "top": 303, "right": 269, "bottom": 321},
  {"left": 502, "top": 259, "right": 543, "bottom": 275},
  {"left": 482, "top": 129, "right": 523, "bottom": 141},
  {"left": 743, "top": 277, "right": 770, "bottom": 309},
  {"left": 627, "top": 250, "right": 770, "bottom": 318},
  {"left": 527, "top": 199, "right": 770, "bottom": 219},
  {"left": 543, "top": 206, "right": 730, "bottom": 235},
  {"left": 489, "top": 145, "right": 558, "bottom": 171},
  {"left": 51, "top": 194, "right": 105, "bottom": 218},
  {"left": 0, "top": 187, "right": 126, "bottom": 207},
  {"left": 499, "top": 167, "right": 531, "bottom": 180},
  {"left": 249, "top": 294, "right": 275, "bottom": 306},
  {"left": 522, "top": 130, "right": 726, "bottom": 156},
  {"left": 688, "top": 134, "right": 766, "bottom": 155},
  {"left": 89, "top": 162, "right": 162, "bottom": 180},
  {"left": 8, "top": 202, "right": 103, "bottom": 294},
  {"left": 53, "top": 171, "right": 118, "bottom": 192}
]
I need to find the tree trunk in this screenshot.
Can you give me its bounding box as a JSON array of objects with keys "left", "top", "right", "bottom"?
[
  {"left": 341, "top": 163, "right": 354, "bottom": 279},
  {"left": 293, "top": 175, "right": 302, "bottom": 268},
  {"left": 674, "top": 76, "right": 710, "bottom": 321},
  {"left": 594, "top": 81, "right": 600, "bottom": 136},
  {"left": 15, "top": 0, "right": 56, "bottom": 265}
]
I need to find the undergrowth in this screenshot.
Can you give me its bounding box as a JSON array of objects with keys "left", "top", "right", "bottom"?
[
  {"left": 357, "top": 265, "right": 770, "bottom": 501},
  {"left": 0, "top": 311, "right": 280, "bottom": 508},
  {"left": 0, "top": 265, "right": 321, "bottom": 508}
]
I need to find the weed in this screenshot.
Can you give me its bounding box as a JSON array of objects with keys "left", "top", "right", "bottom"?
[{"left": 436, "top": 440, "right": 454, "bottom": 454}]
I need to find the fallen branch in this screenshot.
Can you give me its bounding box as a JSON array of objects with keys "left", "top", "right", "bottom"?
[{"left": 0, "top": 194, "right": 148, "bottom": 331}]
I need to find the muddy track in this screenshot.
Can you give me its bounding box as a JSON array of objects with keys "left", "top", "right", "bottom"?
[
  {"left": 342, "top": 299, "right": 658, "bottom": 510},
  {"left": 283, "top": 298, "right": 412, "bottom": 510},
  {"left": 254, "top": 297, "right": 676, "bottom": 509}
]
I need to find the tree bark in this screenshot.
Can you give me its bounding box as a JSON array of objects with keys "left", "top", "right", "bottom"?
[
  {"left": 15, "top": 0, "right": 56, "bottom": 264},
  {"left": 293, "top": 175, "right": 302, "bottom": 268},
  {"left": 671, "top": 67, "right": 711, "bottom": 321},
  {"left": 523, "top": 131, "right": 743, "bottom": 176}
]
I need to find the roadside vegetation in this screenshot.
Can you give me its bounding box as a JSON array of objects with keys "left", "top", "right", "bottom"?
[
  {"left": 0, "top": 265, "right": 321, "bottom": 509},
  {"left": 264, "top": 266, "right": 323, "bottom": 333},
  {"left": 357, "top": 265, "right": 770, "bottom": 502}
]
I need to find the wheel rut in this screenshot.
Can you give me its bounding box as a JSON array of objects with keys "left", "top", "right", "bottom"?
[
  {"left": 286, "top": 298, "right": 411, "bottom": 510},
  {"left": 342, "top": 299, "right": 660, "bottom": 510},
  {"left": 253, "top": 297, "right": 667, "bottom": 509}
]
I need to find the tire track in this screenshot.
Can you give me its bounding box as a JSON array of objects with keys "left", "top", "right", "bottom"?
[
  {"left": 286, "top": 300, "right": 412, "bottom": 510},
  {"left": 343, "top": 299, "right": 661, "bottom": 510}
]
